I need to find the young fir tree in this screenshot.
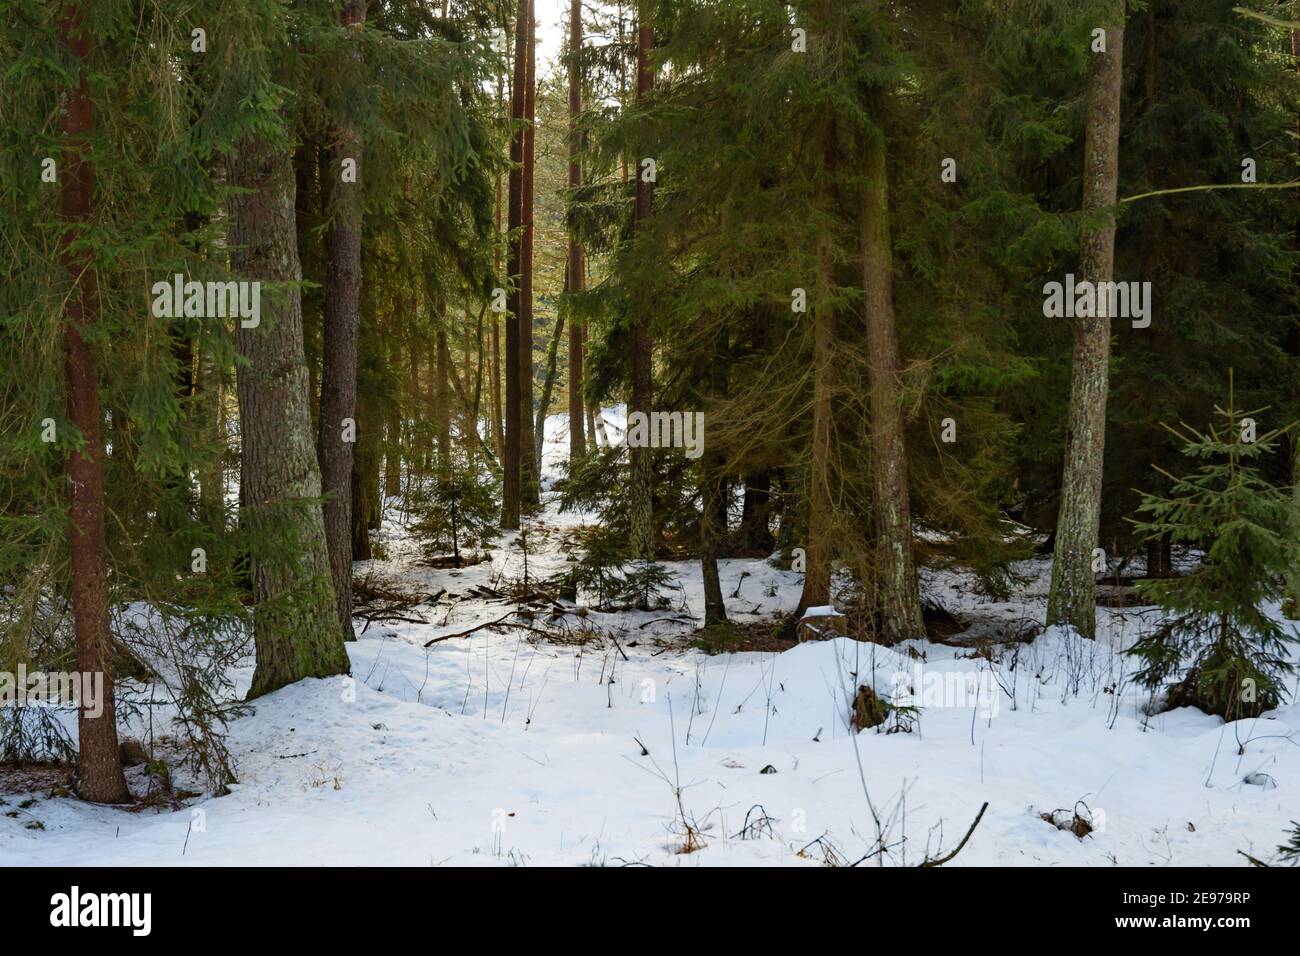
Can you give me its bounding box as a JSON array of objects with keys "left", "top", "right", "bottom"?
[
  {"left": 410, "top": 449, "right": 500, "bottom": 564},
  {"left": 1127, "top": 389, "right": 1297, "bottom": 720}
]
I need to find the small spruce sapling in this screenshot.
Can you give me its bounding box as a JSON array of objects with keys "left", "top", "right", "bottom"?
[
  {"left": 409, "top": 450, "right": 499, "bottom": 564},
  {"left": 1126, "top": 387, "right": 1296, "bottom": 720}
]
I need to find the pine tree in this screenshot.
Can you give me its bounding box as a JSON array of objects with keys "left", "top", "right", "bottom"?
[
  {"left": 520, "top": 0, "right": 539, "bottom": 510},
  {"left": 627, "top": 0, "right": 658, "bottom": 561},
  {"left": 502, "top": 0, "right": 528, "bottom": 530},
  {"left": 55, "top": 1, "right": 130, "bottom": 804},
  {"left": 566, "top": 0, "right": 588, "bottom": 463},
  {"left": 1127, "top": 384, "right": 1297, "bottom": 720}
]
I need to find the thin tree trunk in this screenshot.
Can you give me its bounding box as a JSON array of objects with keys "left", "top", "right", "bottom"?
[
  {"left": 535, "top": 313, "right": 566, "bottom": 478},
  {"left": 584, "top": 322, "right": 597, "bottom": 453},
  {"left": 701, "top": 331, "right": 729, "bottom": 627},
  {"left": 797, "top": 119, "right": 837, "bottom": 617},
  {"left": 383, "top": 326, "right": 403, "bottom": 499},
  {"left": 58, "top": 6, "right": 130, "bottom": 804},
  {"left": 435, "top": 304, "right": 451, "bottom": 480},
  {"left": 628, "top": 7, "right": 656, "bottom": 559},
  {"left": 1047, "top": 8, "right": 1125, "bottom": 640},
  {"left": 351, "top": 284, "right": 380, "bottom": 558},
  {"left": 520, "top": 0, "right": 539, "bottom": 509},
  {"left": 566, "top": 0, "right": 587, "bottom": 462},
  {"left": 316, "top": 0, "right": 365, "bottom": 643},
  {"left": 501, "top": 0, "right": 527, "bottom": 529},
  {"left": 862, "top": 120, "right": 925, "bottom": 643},
  {"left": 490, "top": 314, "right": 504, "bottom": 462},
  {"left": 491, "top": 58, "right": 506, "bottom": 468}
]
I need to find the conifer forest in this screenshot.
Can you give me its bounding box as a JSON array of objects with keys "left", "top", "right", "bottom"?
[{"left": 5, "top": 0, "right": 1300, "bottom": 895}]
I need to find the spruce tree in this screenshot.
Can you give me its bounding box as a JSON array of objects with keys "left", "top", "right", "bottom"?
[
  {"left": 215, "top": 0, "right": 349, "bottom": 697},
  {"left": 55, "top": 1, "right": 131, "bottom": 804},
  {"left": 1127, "top": 386, "right": 1297, "bottom": 720}
]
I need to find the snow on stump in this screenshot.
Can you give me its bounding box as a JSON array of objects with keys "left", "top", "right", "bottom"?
[{"left": 797, "top": 605, "right": 845, "bottom": 642}]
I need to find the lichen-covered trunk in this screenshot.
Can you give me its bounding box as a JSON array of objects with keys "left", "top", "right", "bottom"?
[
  {"left": 316, "top": 0, "right": 366, "bottom": 643},
  {"left": 1047, "top": 13, "right": 1125, "bottom": 640},
  {"left": 627, "top": 11, "right": 656, "bottom": 560},
  {"left": 58, "top": 6, "right": 130, "bottom": 805},
  {"left": 227, "top": 125, "right": 348, "bottom": 699},
  {"left": 862, "top": 127, "right": 925, "bottom": 643}
]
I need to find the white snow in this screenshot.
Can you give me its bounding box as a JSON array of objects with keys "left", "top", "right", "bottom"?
[{"left": 2, "top": 413, "right": 1297, "bottom": 867}]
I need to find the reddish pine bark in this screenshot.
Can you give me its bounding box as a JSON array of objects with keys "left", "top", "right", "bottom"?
[
  {"left": 502, "top": 0, "right": 528, "bottom": 529},
  {"left": 58, "top": 5, "right": 131, "bottom": 805},
  {"left": 520, "top": 0, "right": 539, "bottom": 508}
]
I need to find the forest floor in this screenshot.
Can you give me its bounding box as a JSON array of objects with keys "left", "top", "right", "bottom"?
[{"left": 2, "top": 417, "right": 1298, "bottom": 867}]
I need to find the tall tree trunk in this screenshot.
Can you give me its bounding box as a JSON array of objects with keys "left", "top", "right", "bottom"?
[
  {"left": 58, "top": 6, "right": 130, "bottom": 804},
  {"left": 316, "top": 0, "right": 366, "bottom": 643},
  {"left": 862, "top": 122, "right": 925, "bottom": 643},
  {"left": 520, "top": 0, "right": 539, "bottom": 509},
  {"left": 227, "top": 122, "right": 348, "bottom": 698},
  {"left": 701, "top": 331, "right": 729, "bottom": 627},
  {"left": 535, "top": 313, "right": 566, "bottom": 478},
  {"left": 796, "top": 119, "right": 837, "bottom": 617},
  {"left": 627, "top": 7, "right": 656, "bottom": 559},
  {"left": 383, "top": 327, "right": 403, "bottom": 499},
  {"left": 1047, "top": 8, "right": 1125, "bottom": 640},
  {"left": 490, "top": 314, "right": 504, "bottom": 462},
  {"left": 1285, "top": 26, "right": 1300, "bottom": 619},
  {"left": 566, "top": 0, "right": 587, "bottom": 462},
  {"left": 501, "top": 0, "right": 528, "bottom": 529},
  {"left": 491, "top": 56, "right": 507, "bottom": 468}
]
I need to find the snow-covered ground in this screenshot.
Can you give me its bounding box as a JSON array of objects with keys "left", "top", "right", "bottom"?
[{"left": 2, "top": 415, "right": 1297, "bottom": 866}]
